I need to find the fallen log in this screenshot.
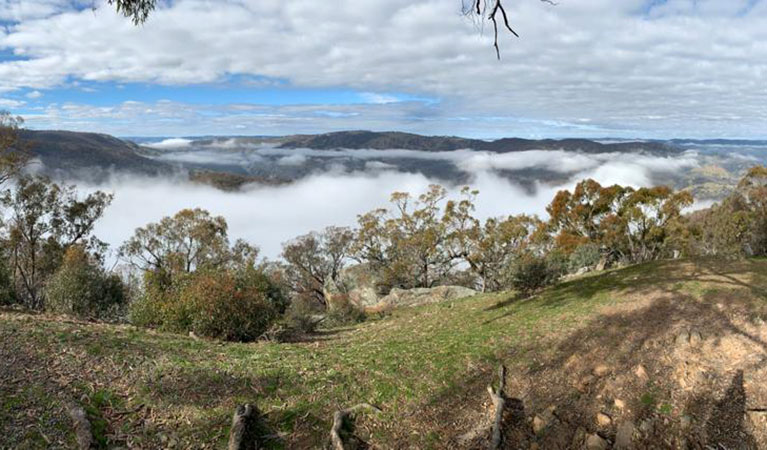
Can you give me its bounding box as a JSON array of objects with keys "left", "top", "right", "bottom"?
[
  {"left": 330, "top": 403, "right": 382, "bottom": 450},
  {"left": 228, "top": 404, "right": 260, "bottom": 450},
  {"left": 487, "top": 365, "right": 507, "bottom": 450}
]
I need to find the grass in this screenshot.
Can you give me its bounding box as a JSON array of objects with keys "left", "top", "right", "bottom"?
[{"left": 2, "top": 258, "right": 767, "bottom": 448}]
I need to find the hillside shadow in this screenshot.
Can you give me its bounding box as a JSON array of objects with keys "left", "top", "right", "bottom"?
[{"left": 415, "top": 260, "right": 767, "bottom": 447}]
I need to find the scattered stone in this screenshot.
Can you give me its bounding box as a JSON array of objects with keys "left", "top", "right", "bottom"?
[
  {"left": 576, "top": 374, "right": 596, "bottom": 392},
  {"left": 596, "top": 412, "right": 612, "bottom": 427},
  {"left": 675, "top": 329, "right": 690, "bottom": 347},
  {"left": 586, "top": 433, "right": 609, "bottom": 450},
  {"left": 615, "top": 421, "right": 635, "bottom": 449},
  {"left": 634, "top": 365, "right": 648, "bottom": 381},
  {"left": 614, "top": 398, "right": 626, "bottom": 410},
  {"left": 532, "top": 406, "right": 557, "bottom": 434},
  {"left": 689, "top": 330, "right": 703, "bottom": 346},
  {"left": 593, "top": 365, "right": 610, "bottom": 377},
  {"left": 530, "top": 444, "right": 540, "bottom": 450}
]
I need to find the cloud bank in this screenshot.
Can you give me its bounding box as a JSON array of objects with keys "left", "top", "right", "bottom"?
[{"left": 81, "top": 145, "right": 706, "bottom": 259}]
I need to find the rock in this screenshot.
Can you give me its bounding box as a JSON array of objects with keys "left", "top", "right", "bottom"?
[
  {"left": 614, "top": 398, "right": 626, "bottom": 410},
  {"left": 586, "top": 433, "right": 609, "bottom": 450},
  {"left": 595, "top": 255, "right": 609, "bottom": 271},
  {"left": 593, "top": 365, "right": 611, "bottom": 377},
  {"left": 378, "top": 285, "right": 478, "bottom": 308},
  {"left": 596, "top": 412, "right": 612, "bottom": 427},
  {"left": 324, "top": 263, "right": 384, "bottom": 308},
  {"left": 615, "top": 421, "right": 635, "bottom": 449},
  {"left": 576, "top": 374, "right": 596, "bottom": 392},
  {"left": 675, "top": 329, "right": 690, "bottom": 347},
  {"left": 634, "top": 365, "right": 648, "bottom": 381},
  {"left": 533, "top": 406, "right": 557, "bottom": 434},
  {"left": 689, "top": 330, "right": 703, "bottom": 346}
]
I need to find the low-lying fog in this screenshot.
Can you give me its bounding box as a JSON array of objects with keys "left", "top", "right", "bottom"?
[{"left": 75, "top": 139, "right": 767, "bottom": 260}]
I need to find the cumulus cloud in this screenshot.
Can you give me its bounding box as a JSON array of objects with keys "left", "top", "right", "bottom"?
[{"left": 1, "top": 0, "right": 767, "bottom": 137}]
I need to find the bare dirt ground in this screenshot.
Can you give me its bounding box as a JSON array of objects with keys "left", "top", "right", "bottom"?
[{"left": 444, "top": 260, "right": 767, "bottom": 449}]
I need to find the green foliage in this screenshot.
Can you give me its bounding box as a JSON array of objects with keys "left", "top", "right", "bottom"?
[
  {"left": 281, "top": 226, "right": 353, "bottom": 307},
  {"left": 509, "top": 253, "right": 558, "bottom": 296},
  {"left": 131, "top": 268, "right": 280, "bottom": 342},
  {"left": 568, "top": 243, "right": 602, "bottom": 272},
  {"left": 1, "top": 175, "right": 112, "bottom": 309},
  {"left": 45, "top": 246, "right": 126, "bottom": 320},
  {"left": 324, "top": 298, "right": 366, "bottom": 328}
]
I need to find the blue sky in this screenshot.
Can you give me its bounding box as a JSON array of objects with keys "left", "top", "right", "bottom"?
[{"left": 2, "top": 0, "right": 767, "bottom": 138}]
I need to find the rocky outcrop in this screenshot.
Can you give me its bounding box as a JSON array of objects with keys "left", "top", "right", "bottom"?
[
  {"left": 377, "top": 285, "right": 477, "bottom": 308},
  {"left": 324, "top": 264, "right": 385, "bottom": 308}
]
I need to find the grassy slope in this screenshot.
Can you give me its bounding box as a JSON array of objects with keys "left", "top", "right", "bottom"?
[{"left": 2, "top": 259, "right": 767, "bottom": 449}]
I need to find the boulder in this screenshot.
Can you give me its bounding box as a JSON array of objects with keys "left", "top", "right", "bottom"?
[
  {"left": 324, "top": 263, "right": 385, "bottom": 308},
  {"left": 378, "top": 285, "right": 478, "bottom": 308}
]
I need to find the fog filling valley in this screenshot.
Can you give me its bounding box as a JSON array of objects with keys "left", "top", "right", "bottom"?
[{"left": 72, "top": 138, "right": 767, "bottom": 260}]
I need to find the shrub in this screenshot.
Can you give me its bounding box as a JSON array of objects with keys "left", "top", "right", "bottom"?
[
  {"left": 324, "top": 297, "right": 366, "bottom": 327},
  {"left": 509, "top": 253, "right": 558, "bottom": 296},
  {"left": 568, "top": 243, "right": 601, "bottom": 272},
  {"left": 0, "top": 256, "right": 15, "bottom": 306},
  {"left": 131, "top": 267, "right": 280, "bottom": 342},
  {"left": 45, "top": 246, "right": 126, "bottom": 319}
]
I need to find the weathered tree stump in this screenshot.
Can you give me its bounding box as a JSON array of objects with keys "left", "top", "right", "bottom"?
[
  {"left": 330, "top": 403, "right": 382, "bottom": 450},
  {"left": 487, "top": 365, "right": 507, "bottom": 450},
  {"left": 68, "top": 405, "right": 93, "bottom": 450},
  {"left": 228, "top": 404, "right": 261, "bottom": 450}
]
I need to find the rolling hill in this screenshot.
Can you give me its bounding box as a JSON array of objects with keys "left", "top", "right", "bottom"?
[{"left": 2, "top": 259, "right": 767, "bottom": 448}]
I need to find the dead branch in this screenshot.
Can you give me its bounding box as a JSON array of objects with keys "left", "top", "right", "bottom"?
[
  {"left": 228, "top": 404, "right": 261, "bottom": 450},
  {"left": 469, "top": 0, "right": 556, "bottom": 59},
  {"left": 330, "top": 403, "right": 382, "bottom": 450},
  {"left": 486, "top": 364, "right": 507, "bottom": 449}
]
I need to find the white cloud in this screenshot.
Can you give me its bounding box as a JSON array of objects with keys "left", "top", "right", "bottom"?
[
  {"left": 25, "top": 90, "right": 42, "bottom": 99},
  {"left": 76, "top": 143, "right": 707, "bottom": 259},
  {"left": 0, "top": 98, "right": 25, "bottom": 108},
  {"left": 144, "top": 138, "right": 194, "bottom": 149},
  {"left": 1, "top": 0, "right": 767, "bottom": 137}
]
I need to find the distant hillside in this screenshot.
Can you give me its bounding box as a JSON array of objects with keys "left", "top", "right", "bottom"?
[
  {"left": 279, "top": 130, "right": 677, "bottom": 154},
  {"left": 18, "top": 130, "right": 170, "bottom": 176}
]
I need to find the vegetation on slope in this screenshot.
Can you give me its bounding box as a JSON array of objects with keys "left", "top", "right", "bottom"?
[{"left": 3, "top": 259, "right": 767, "bottom": 448}]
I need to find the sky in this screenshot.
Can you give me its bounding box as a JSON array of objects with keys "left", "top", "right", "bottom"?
[{"left": 1, "top": 0, "right": 767, "bottom": 139}]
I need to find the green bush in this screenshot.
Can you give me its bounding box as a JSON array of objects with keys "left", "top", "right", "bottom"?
[
  {"left": 45, "top": 246, "right": 126, "bottom": 319},
  {"left": 324, "top": 297, "right": 366, "bottom": 328},
  {"left": 509, "top": 253, "right": 558, "bottom": 296},
  {"left": 131, "top": 268, "right": 281, "bottom": 342},
  {"left": 568, "top": 243, "right": 602, "bottom": 272}
]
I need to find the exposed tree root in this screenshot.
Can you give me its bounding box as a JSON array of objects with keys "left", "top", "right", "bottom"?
[
  {"left": 330, "top": 403, "right": 382, "bottom": 450},
  {"left": 487, "top": 364, "right": 507, "bottom": 449}
]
